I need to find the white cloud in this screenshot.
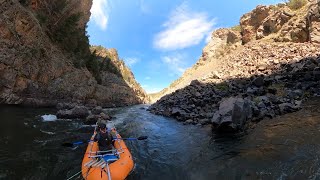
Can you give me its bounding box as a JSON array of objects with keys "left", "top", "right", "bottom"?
[
  {"left": 161, "top": 53, "right": 187, "bottom": 76},
  {"left": 139, "top": 0, "right": 151, "bottom": 14},
  {"left": 153, "top": 2, "right": 217, "bottom": 51},
  {"left": 124, "top": 57, "right": 140, "bottom": 67},
  {"left": 205, "top": 31, "right": 213, "bottom": 43},
  {"left": 90, "top": 0, "right": 109, "bottom": 30},
  {"left": 145, "top": 76, "right": 151, "bottom": 80}
]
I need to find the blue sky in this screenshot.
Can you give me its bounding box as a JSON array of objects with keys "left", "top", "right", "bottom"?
[{"left": 87, "top": 0, "right": 281, "bottom": 93}]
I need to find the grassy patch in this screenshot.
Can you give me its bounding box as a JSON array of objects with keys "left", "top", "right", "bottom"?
[
  {"left": 269, "top": 83, "right": 285, "bottom": 96},
  {"left": 231, "top": 25, "right": 241, "bottom": 32},
  {"left": 215, "top": 82, "right": 229, "bottom": 91},
  {"left": 286, "top": 0, "right": 307, "bottom": 10},
  {"left": 303, "top": 91, "right": 311, "bottom": 98}
]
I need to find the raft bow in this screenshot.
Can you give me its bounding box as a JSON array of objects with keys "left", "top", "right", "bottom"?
[{"left": 81, "top": 126, "right": 134, "bottom": 180}]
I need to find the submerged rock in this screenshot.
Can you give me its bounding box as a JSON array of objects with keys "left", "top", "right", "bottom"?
[
  {"left": 84, "top": 112, "right": 111, "bottom": 124},
  {"left": 91, "top": 106, "right": 103, "bottom": 115},
  {"left": 56, "top": 106, "right": 89, "bottom": 119}
]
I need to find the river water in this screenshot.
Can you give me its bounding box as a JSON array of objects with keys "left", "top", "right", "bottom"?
[{"left": 1, "top": 98, "right": 320, "bottom": 179}]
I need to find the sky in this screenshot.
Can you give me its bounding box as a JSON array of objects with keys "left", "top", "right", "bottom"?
[{"left": 87, "top": 0, "right": 282, "bottom": 94}]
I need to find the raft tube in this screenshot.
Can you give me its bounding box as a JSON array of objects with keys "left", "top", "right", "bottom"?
[{"left": 81, "top": 129, "right": 134, "bottom": 180}]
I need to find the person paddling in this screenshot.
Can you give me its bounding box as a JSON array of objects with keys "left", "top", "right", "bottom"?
[{"left": 94, "top": 123, "right": 114, "bottom": 152}]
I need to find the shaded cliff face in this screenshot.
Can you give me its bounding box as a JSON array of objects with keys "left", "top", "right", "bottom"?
[
  {"left": 90, "top": 46, "right": 150, "bottom": 104},
  {"left": 0, "top": 0, "right": 148, "bottom": 107},
  {"left": 150, "top": 1, "right": 320, "bottom": 131}
]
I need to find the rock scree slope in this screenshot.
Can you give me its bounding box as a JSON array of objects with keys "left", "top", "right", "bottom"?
[{"left": 150, "top": 0, "right": 320, "bottom": 133}]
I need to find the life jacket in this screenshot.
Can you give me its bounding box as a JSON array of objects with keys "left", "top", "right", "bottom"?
[{"left": 95, "top": 131, "right": 113, "bottom": 151}]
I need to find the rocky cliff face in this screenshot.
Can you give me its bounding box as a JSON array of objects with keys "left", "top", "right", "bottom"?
[
  {"left": 240, "top": 1, "right": 320, "bottom": 43},
  {"left": 0, "top": 0, "right": 149, "bottom": 107},
  {"left": 150, "top": 0, "right": 320, "bottom": 133},
  {"left": 151, "top": 28, "right": 242, "bottom": 102},
  {"left": 90, "top": 46, "right": 150, "bottom": 104}
]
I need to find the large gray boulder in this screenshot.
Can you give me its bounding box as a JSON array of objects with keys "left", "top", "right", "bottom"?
[
  {"left": 171, "top": 107, "right": 187, "bottom": 117},
  {"left": 57, "top": 106, "right": 89, "bottom": 119},
  {"left": 84, "top": 112, "right": 111, "bottom": 124},
  {"left": 211, "top": 97, "right": 252, "bottom": 132},
  {"left": 252, "top": 76, "right": 264, "bottom": 87},
  {"left": 91, "top": 106, "right": 103, "bottom": 115}
]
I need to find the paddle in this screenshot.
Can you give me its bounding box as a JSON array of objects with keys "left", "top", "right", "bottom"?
[{"left": 62, "top": 136, "right": 148, "bottom": 147}]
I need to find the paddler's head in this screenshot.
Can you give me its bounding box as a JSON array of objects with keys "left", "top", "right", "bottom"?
[{"left": 98, "top": 123, "right": 107, "bottom": 133}]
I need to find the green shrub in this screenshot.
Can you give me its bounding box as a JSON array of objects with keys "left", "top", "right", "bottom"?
[
  {"left": 269, "top": 83, "right": 285, "bottom": 96},
  {"left": 37, "top": 13, "right": 48, "bottom": 25},
  {"left": 86, "top": 51, "right": 102, "bottom": 84},
  {"left": 99, "top": 57, "right": 121, "bottom": 76},
  {"left": 19, "top": 0, "right": 29, "bottom": 6},
  {"left": 35, "top": 0, "right": 90, "bottom": 64},
  {"left": 231, "top": 25, "right": 241, "bottom": 32},
  {"left": 215, "top": 82, "right": 229, "bottom": 91},
  {"left": 287, "top": 0, "right": 307, "bottom": 10}
]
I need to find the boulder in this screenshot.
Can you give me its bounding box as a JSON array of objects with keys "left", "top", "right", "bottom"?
[
  {"left": 218, "top": 97, "right": 238, "bottom": 115},
  {"left": 56, "top": 109, "right": 73, "bottom": 119},
  {"left": 91, "top": 106, "right": 103, "bottom": 115},
  {"left": 211, "top": 97, "right": 252, "bottom": 132},
  {"left": 83, "top": 112, "right": 111, "bottom": 124},
  {"left": 257, "top": 102, "right": 267, "bottom": 109},
  {"left": 211, "top": 111, "right": 221, "bottom": 126},
  {"left": 56, "top": 103, "right": 76, "bottom": 110},
  {"left": 99, "top": 112, "right": 111, "bottom": 120},
  {"left": 171, "top": 107, "right": 187, "bottom": 117},
  {"left": 199, "top": 118, "right": 210, "bottom": 125},
  {"left": 84, "top": 114, "right": 97, "bottom": 124},
  {"left": 286, "top": 90, "right": 303, "bottom": 99},
  {"left": 56, "top": 106, "right": 89, "bottom": 119},
  {"left": 278, "top": 103, "right": 301, "bottom": 114},
  {"left": 72, "top": 106, "right": 90, "bottom": 118},
  {"left": 231, "top": 98, "right": 252, "bottom": 128},
  {"left": 252, "top": 76, "right": 265, "bottom": 87},
  {"left": 313, "top": 68, "right": 320, "bottom": 80},
  {"left": 183, "top": 119, "right": 194, "bottom": 125}
]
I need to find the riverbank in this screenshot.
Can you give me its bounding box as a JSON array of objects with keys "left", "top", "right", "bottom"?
[{"left": 149, "top": 0, "right": 320, "bottom": 133}]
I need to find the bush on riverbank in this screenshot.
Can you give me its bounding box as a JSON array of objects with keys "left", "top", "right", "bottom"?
[{"left": 286, "top": 0, "right": 307, "bottom": 10}]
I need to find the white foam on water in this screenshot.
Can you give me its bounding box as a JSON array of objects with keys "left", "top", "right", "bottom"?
[
  {"left": 41, "top": 114, "right": 57, "bottom": 122},
  {"left": 40, "top": 129, "right": 56, "bottom": 135}
]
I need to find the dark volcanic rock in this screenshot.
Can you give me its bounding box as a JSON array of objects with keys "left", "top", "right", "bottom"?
[
  {"left": 91, "top": 106, "right": 103, "bottom": 115},
  {"left": 57, "top": 106, "right": 89, "bottom": 119},
  {"left": 84, "top": 112, "right": 111, "bottom": 124},
  {"left": 212, "top": 97, "right": 253, "bottom": 132},
  {"left": 56, "top": 103, "right": 77, "bottom": 110},
  {"left": 252, "top": 76, "right": 265, "bottom": 87},
  {"left": 278, "top": 103, "right": 301, "bottom": 114}
]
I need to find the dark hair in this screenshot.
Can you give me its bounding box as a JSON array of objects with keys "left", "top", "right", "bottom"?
[{"left": 98, "top": 123, "right": 106, "bottom": 129}]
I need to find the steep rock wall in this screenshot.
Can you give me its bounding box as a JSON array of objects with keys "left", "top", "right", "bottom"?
[{"left": 0, "top": 0, "right": 149, "bottom": 107}]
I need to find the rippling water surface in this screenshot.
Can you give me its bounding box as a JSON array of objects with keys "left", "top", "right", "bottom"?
[{"left": 1, "top": 98, "right": 320, "bottom": 179}]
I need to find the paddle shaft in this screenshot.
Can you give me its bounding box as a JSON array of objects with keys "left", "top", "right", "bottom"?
[{"left": 63, "top": 136, "right": 147, "bottom": 147}]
